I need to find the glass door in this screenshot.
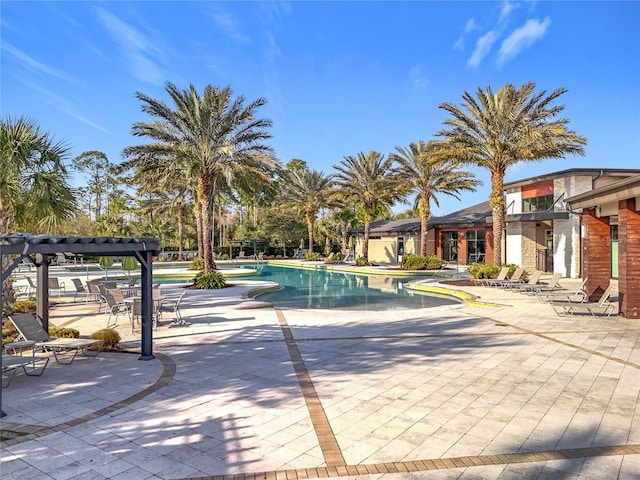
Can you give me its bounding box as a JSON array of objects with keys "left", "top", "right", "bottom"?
[{"left": 441, "top": 232, "right": 458, "bottom": 262}]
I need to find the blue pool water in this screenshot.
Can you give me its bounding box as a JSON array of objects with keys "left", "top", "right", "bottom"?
[{"left": 232, "top": 265, "right": 459, "bottom": 311}]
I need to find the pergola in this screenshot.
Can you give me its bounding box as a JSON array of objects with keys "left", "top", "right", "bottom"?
[{"left": 0, "top": 234, "right": 162, "bottom": 359}]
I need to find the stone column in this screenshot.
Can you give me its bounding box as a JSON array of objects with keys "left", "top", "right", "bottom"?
[{"left": 618, "top": 198, "right": 640, "bottom": 318}]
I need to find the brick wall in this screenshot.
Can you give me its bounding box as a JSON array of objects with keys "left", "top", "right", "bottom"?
[
  {"left": 582, "top": 208, "right": 611, "bottom": 301},
  {"left": 618, "top": 199, "right": 640, "bottom": 318}
]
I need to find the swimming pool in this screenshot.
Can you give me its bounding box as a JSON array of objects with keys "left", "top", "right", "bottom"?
[{"left": 232, "top": 265, "right": 459, "bottom": 311}]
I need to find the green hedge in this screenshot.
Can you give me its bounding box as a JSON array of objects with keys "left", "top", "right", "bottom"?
[{"left": 401, "top": 254, "right": 446, "bottom": 270}]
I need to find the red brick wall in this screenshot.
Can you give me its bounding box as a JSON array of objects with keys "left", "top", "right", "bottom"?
[
  {"left": 618, "top": 198, "right": 640, "bottom": 318},
  {"left": 582, "top": 208, "right": 611, "bottom": 301}
]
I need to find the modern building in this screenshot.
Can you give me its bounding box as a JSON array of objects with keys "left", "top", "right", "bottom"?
[
  {"left": 503, "top": 168, "right": 640, "bottom": 278},
  {"left": 351, "top": 168, "right": 640, "bottom": 276},
  {"left": 565, "top": 175, "right": 640, "bottom": 318},
  {"left": 351, "top": 202, "right": 493, "bottom": 266}
]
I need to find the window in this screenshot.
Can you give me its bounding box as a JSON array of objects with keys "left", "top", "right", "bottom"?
[
  {"left": 467, "top": 230, "right": 485, "bottom": 264},
  {"left": 522, "top": 194, "right": 554, "bottom": 212}
]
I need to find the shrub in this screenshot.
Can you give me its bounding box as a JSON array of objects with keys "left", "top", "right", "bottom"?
[
  {"left": 194, "top": 271, "right": 226, "bottom": 289},
  {"left": 10, "top": 299, "right": 37, "bottom": 313},
  {"left": 191, "top": 256, "right": 204, "bottom": 271},
  {"left": 305, "top": 251, "right": 322, "bottom": 261},
  {"left": 326, "top": 252, "right": 343, "bottom": 263},
  {"left": 355, "top": 256, "right": 371, "bottom": 266},
  {"left": 91, "top": 328, "right": 121, "bottom": 349},
  {"left": 2, "top": 322, "right": 19, "bottom": 344},
  {"left": 401, "top": 254, "right": 446, "bottom": 270},
  {"left": 49, "top": 326, "right": 79, "bottom": 338},
  {"left": 466, "top": 263, "right": 522, "bottom": 279}
]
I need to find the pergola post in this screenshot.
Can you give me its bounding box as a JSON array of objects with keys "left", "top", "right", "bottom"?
[
  {"left": 137, "top": 249, "right": 155, "bottom": 360},
  {"left": 36, "top": 253, "right": 50, "bottom": 331}
]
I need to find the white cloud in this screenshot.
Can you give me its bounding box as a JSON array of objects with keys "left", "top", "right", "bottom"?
[
  {"left": 497, "top": 17, "right": 551, "bottom": 65},
  {"left": 499, "top": 1, "right": 519, "bottom": 23},
  {"left": 2, "top": 42, "right": 71, "bottom": 81},
  {"left": 96, "top": 7, "right": 165, "bottom": 85},
  {"left": 410, "top": 65, "right": 430, "bottom": 89},
  {"left": 464, "top": 18, "right": 477, "bottom": 33},
  {"left": 208, "top": 5, "right": 250, "bottom": 44},
  {"left": 467, "top": 30, "right": 499, "bottom": 69},
  {"left": 453, "top": 18, "right": 477, "bottom": 51}
]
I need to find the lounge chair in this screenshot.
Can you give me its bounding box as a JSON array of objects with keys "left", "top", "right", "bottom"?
[
  {"left": 551, "top": 284, "right": 615, "bottom": 317},
  {"left": 538, "top": 277, "right": 586, "bottom": 303},
  {"left": 525, "top": 272, "right": 563, "bottom": 296},
  {"left": 479, "top": 267, "right": 509, "bottom": 287},
  {"left": 8, "top": 314, "right": 103, "bottom": 365},
  {"left": 2, "top": 353, "right": 49, "bottom": 388},
  {"left": 513, "top": 270, "right": 543, "bottom": 292},
  {"left": 496, "top": 268, "right": 525, "bottom": 288}
]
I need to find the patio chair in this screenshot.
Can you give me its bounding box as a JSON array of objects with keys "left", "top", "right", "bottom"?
[
  {"left": 24, "top": 276, "right": 37, "bottom": 297},
  {"left": 526, "top": 272, "right": 564, "bottom": 296},
  {"left": 551, "top": 284, "right": 616, "bottom": 317},
  {"left": 102, "top": 291, "right": 129, "bottom": 328},
  {"left": 159, "top": 291, "right": 187, "bottom": 325},
  {"left": 70, "top": 278, "right": 95, "bottom": 303},
  {"left": 479, "top": 267, "right": 509, "bottom": 287},
  {"left": 512, "top": 270, "right": 543, "bottom": 292},
  {"left": 48, "top": 277, "right": 66, "bottom": 297},
  {"left": 2, "top": 354, "right": 50, "bottom": 388},
  {"left": 537, "top": 277, "right": 586, "bottom": 303},
  {"left": 8, "top": 313, "right": 103, "bottom": 365},
  {"left": 128, "top": 297, "right": 161, "bottom": 332}
]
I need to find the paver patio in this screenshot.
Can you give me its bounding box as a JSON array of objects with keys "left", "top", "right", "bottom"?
[{"left": 1, "top": 272, "right": 639, "bottom": 479}]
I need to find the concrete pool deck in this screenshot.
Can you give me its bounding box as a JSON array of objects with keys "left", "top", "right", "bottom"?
[{"left": 1, "top": 269, "right": 639, "bottom": 479}]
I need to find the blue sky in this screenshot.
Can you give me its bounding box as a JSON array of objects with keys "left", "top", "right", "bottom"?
[{"left": 2, "top": 1, "right": 639, "bottom": 215}]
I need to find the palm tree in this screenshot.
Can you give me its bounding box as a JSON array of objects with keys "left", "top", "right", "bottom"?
[
  {"left": 437, "top": 82, "right": 587, "bottom": 265},
  {"left": 333, "top": 151, "right": 405, "bottom": 261},
  {"left": 279, "top": 168, "right": 334, "bottom": 253},
  {"left": 122, "top": 83, "right": 280, "bottom": 273},
  {"left": 0, "top": 116, "right": 77, "bottom": 302},
  {"left": 391, "top": 141, "right": 481, "bottom": 256}
]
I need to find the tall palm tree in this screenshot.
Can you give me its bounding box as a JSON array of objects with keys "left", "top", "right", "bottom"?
[
  {"left": 279, "top": 168, "right": 334, "bottom": 252},
  {"left": 437, "top": 82, "right": 587, "bottom": 265},
  {"left": 122, "top": 83, "right": 280, "bottom": 273},
  {"left": 333, "top": 151, "right": 405, "bottom": 261},
  {"left": 391, "top": 141, "right": 481, "bottom": 256},
  {"left": 0, "top": 116, "right": 77, "bottom": 302}
]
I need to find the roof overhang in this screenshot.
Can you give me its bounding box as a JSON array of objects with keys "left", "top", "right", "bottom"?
[
  {"left": 565, "top": 175, "right": 640, "bottom": 210},
  {"left": 505, "top": 211, "right": 570, "bottom": 222}
]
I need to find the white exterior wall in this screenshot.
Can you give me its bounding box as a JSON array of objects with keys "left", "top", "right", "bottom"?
[
  {"left": 506, "top": 221, "right": 523, "bottom": 266},
  {"left": 553, "top": 216, "right": 581, "bottom": 278},
  {"left": 505, "top": 189, "right": 523, "bottom": 215}
]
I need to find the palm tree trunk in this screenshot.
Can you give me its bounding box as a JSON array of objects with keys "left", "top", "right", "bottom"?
[
  {"left": 363, "top": 207, "right": 373, "bottom": 260},
  {"left": 307, "top": 213, "right": 315, "bottom": 252},
  {"left": 490, "top": 169, "right": 506, "bottom": 265},
  {"left": 177, "top": 205, "right": 185, "bottom": 261},
  {"left": 195, "top": 179, "right": 204, "bottom": 260},
  {"left": 419, "top": 194, "right": 430, "bottom": 257},
  {"left": 201, "top": 195, "right": 213, "bottom": 273}
]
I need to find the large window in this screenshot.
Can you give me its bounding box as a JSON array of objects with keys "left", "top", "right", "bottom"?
[
  {"left": 467, "top": 230, "right": 485, "bottom": 264},
  {"left": 522, "top": 194, "right": 554, "bottom": 212}
]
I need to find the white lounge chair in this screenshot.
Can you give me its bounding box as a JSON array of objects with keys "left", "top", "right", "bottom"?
[
  {"left": 8, "top": 314, "right": 103, "bottom": 365},
  {"left": 2, "top": 353, "right": 49, "bottom": 388},
  {"left": 538, "top": 277, "right": 586, "bottom": 303},
  {"left": 513, "top": 270, "right": 543, "bottom": 292},
  {"left": 479, "top": 267, "right": 509, "bottom": 287},
  {"left": 551, "top": 284, "right": 615, "bottom": 317}
]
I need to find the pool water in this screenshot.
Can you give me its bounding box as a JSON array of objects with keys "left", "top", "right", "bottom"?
[{"left": 232, "top": 265, "right": 459, "bottom": 311}]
